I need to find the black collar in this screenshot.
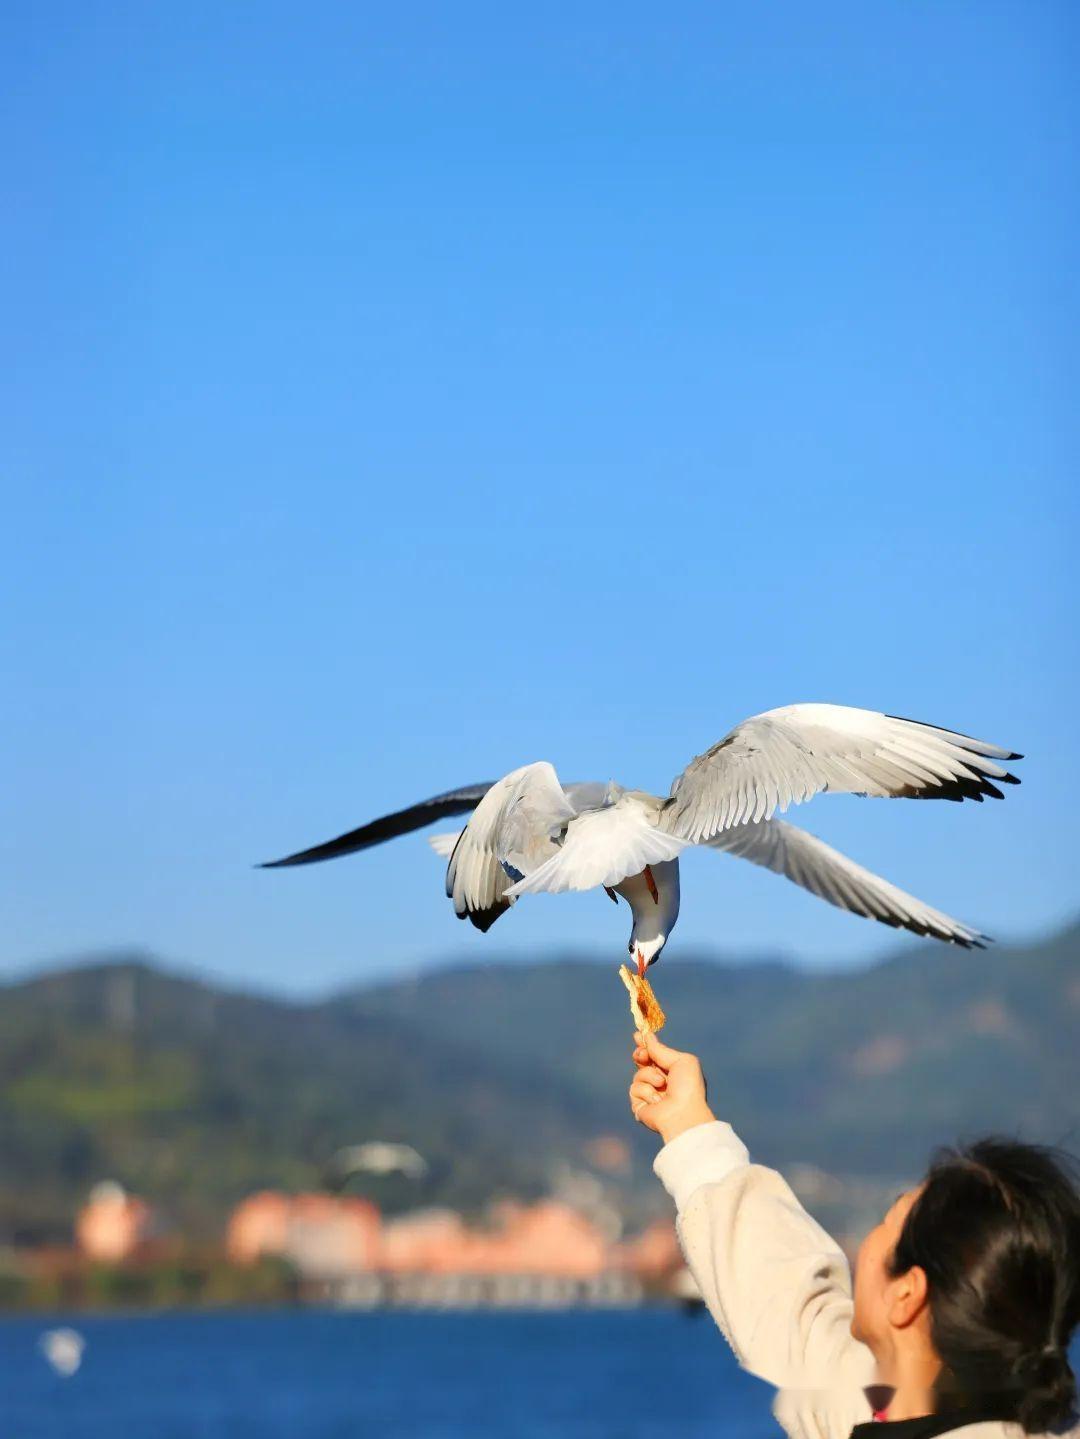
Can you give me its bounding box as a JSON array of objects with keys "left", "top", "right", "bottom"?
[{"left": 851, "top": 1410, "right": 1004, "bottom": 1439}]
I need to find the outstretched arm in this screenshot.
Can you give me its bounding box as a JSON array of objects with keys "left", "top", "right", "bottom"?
[{"left": 631, "top": 1031, "right": 874, "bottom": 1399}]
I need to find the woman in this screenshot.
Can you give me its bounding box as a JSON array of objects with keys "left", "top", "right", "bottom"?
[{"left": 629, "top": 1028, "right": 1080, "bottom": 1438}]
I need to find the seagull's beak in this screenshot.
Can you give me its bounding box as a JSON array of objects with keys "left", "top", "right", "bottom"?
[{"left": 636, "top": 949, "right": 647, "bottom": 979}]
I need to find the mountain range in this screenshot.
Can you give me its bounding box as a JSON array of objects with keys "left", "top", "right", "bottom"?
[{"left": 1, "top": 920, "right": 1076, "bottom": 1247}]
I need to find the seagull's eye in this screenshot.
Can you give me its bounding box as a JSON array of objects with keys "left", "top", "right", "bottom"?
[{"left": 628, "top": 941, "right": 635, "bottom": 954}]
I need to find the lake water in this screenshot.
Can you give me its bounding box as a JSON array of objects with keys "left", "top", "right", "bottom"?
[{"left": 0, "top": 1308, "right": 777, "bottom": 1438}]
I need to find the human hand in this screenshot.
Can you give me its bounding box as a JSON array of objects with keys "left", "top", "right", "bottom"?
[{"left": 628, "top": 1029, "right": 716, "bottom": 1144}]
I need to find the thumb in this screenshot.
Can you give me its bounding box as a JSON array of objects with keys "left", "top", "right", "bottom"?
[{"left": 642, "top": 1028, "right": 685, "bottom": 1071}]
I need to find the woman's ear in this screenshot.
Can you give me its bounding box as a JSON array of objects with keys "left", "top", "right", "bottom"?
[{"left": 886, "top": 1264, "right": 929, "bottom": 1330}]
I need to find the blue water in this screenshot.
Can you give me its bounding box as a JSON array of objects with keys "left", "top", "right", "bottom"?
[{"left": 0, "top": 1308, "right": 776, "bottom": 1438}]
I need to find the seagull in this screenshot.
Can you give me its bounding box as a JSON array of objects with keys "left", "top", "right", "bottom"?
[
  {"left": 39, "top": 1328, "right": 85, "bottom": 1377},
  {"left": 261, "top": 703, "right": 1022, "bottom": 972}
]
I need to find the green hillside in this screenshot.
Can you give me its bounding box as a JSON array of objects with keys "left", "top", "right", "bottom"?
[
  {"left": 355, "top": 923, "right": 1079, "bottom": 1177},
  {"left": 0, "top": 961, "right": 612, "bottom": 1244},
  {"left": 1, "top": 922, "right": 1076, "bottom": 1247}
]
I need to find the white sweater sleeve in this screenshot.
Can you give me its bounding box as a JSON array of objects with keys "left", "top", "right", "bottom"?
[{"left": 654, "top": 1121, "right": 876, "bottom": 1399}]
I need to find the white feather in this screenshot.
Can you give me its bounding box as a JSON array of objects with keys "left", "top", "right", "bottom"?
[
  {"left": 506, "top": 795, "right": 690, "bottom": 897},
  {"left": 663, "top": 703, "right": 1020, "bottom": 843},
  {"left": 706, "top": 818, "right": 986, "bottom": 947}
]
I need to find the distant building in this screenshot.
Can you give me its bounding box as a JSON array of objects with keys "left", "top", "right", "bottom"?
[
  {"left": 476, "top": 1200, "right": 609, "bottom": 1277},
  {"left": 285, "top": 1196, "right": 381, "bottom": 1279},
  {"left": 225, "top": 1189, "right": 681, "bottom": 1296},
  {"left": 226, "top": 1192, "right": 380, "bottom": 1278},
  {"left": 75, "top": 1181, "right": 153, "bottom": 1263},
  {"left": 377, "top": 1200, "right": 609, "bottom": 1277},
  {"left": 378, "top": 1208, "right": 469, "bottom": 1273},
  {"left": 226, "top": 1191, "right": 292, "bottom": 1264}
]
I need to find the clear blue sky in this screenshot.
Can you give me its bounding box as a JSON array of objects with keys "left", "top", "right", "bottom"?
[{"left": 2, "top": 2, "right": 1076, "bottom": 994}]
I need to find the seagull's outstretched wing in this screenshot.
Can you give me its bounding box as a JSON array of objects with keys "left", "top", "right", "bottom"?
[
  {"left": 506, "top": 801, "right": 689, "bottom": 898},
  {"left": 662, "top": 704, "right": 1021, "bottom": 843},
  {"left": 259, "top": 782, "right": 494, "bottom": 868},
  {"left": 446, "top": 762, "right": 576, "bottom": 931},
  {"left": 706, "top": 819, "right": 987, "bottom": 948},
  {"left": 428, "top": 778, "right": 612, "bottom": 864}
]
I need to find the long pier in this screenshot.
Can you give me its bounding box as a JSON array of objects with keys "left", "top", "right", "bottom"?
[{"left": 312, "top": 1271, "right": 646, "bottom": 1310}]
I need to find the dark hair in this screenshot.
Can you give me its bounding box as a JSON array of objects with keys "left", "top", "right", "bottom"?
[{"left": 887, "top": 1139, "right": 1080, "bottom": 1434}]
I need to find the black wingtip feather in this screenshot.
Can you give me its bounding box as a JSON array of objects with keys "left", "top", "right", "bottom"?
[
  {"left": 465, "top": 900, "right": 511, "bottom": 934},
  {"left": 884, "top": 716, "right": 1025, "bottom": 773},
  {"left": 871, "top": 908, "right": 989, "bottom": 949},
  {"left": 902, "top": 766, "right": 1017, "bottom": 803},
  {"left": 258, "top": 783, "right": 495, "bottom": 870}
]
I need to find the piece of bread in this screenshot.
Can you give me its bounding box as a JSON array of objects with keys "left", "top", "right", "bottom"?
[{"left": 618, "top": 964, "right": 666, "bottom": 1034}]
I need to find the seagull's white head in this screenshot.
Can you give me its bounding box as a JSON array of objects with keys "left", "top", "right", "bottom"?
[
  {"left": 613, "top": 858, "right": 682, "bottom": 971},
  {"left": 631, "top": 932, "right": 668, "bottom": 970}
]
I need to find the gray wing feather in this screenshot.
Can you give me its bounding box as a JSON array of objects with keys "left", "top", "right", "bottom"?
[
  {"left": 664, "top": 704, "right": 1021, "bottom": 843},
  {"left": 445, "top": 762, "right": 577, "bottom": 932},
  {"left": 707, "top": 818, "right": 987, "bottom": 947},
  {"left": 259, "top": 783, "right": 495, "bottom": 868}
]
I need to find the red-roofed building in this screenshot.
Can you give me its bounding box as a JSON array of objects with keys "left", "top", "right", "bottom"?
[{"left": 75, "top": 1182, "right": 154, "bottom": 1263}]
